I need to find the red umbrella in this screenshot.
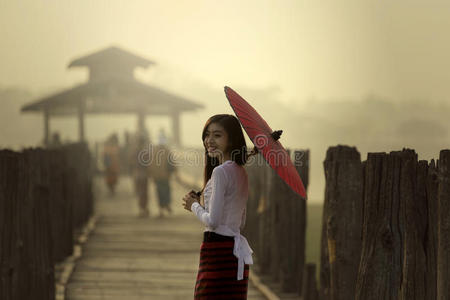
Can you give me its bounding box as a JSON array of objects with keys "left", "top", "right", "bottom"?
[{"left": 224, "top": 86, "right": 306, "bottom": 199}]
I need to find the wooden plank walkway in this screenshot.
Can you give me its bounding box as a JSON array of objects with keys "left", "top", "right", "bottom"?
[{"left": 66, "top": 176, "right": 267, "bottom": 300}]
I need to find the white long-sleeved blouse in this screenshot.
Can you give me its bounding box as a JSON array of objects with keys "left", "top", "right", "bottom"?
[{"left": 191, "top": 160, "right": 253, "bottom": 280}]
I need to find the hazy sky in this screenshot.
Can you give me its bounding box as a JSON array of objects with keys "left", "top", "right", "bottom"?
[
  {"left": 1, "top": 0, "right": 449, "bottom": 102},
  {"left": 1, "top": 0, "right": 450, "bottom": 203}
]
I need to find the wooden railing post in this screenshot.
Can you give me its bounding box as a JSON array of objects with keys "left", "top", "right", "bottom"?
[
  {"left": 355, "top": 149, "right": 431, "bottom": 300},
  {"left": 399, "top": 151, "right": 427, "bottom": 299},
  {"left": 1, "top": 144, "right": 93, "bottom": 299},
  {"left": 258, "top": 158, "right": 274, "bottom": 274},
  {"left": 48, "top": 148, "right": 73, "bottom": 262},
  {"left": 20, "top": 149, "right": 55, "bottom": 300},
  {"left": 278, "top": 164, "right": 295, "bottom": 291},
  {"left": 426, "top": 159, "right": 439, "bottom": 300},
  {"left": 268, "top": 160, "right": 282, "bottom": 282},
  {"left": 301, "top": 263, "right": 319, "bottom": 300},
  {"left": 437, "top": 150, "right": 450, "bottom": 300},
  {"left": 32, "top": 184, "right": 55, "bottom": 299},
  {"left": 0, "top": 150, "right": 22, "bottom": 300},
  {"left": 321, "top": 146, "right": 364, "bottom": 300}
]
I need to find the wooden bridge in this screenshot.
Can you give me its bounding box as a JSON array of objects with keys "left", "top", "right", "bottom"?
[
  {"left": 63, "top": 176, "right": 267, "bottom": 300},
  {"left": 5, "top": 145, "right": 448, "bottom": 300}
]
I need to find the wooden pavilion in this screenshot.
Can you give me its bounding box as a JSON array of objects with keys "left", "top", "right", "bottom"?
[{"left": 21, "top": 46, "right": 203, "bottom": 146}]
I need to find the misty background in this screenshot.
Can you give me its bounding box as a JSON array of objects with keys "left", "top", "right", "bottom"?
[{"left": 1, "top": 0, "right": 449, "bottom": 202}]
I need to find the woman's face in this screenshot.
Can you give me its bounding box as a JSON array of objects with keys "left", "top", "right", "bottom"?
[{"left": 203, "top": 122, "right": 230, "bottom": 160}]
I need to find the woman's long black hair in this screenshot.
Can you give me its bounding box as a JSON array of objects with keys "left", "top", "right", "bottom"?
[{"left": 201, "top": 114, "right": 247, "bottom": 194}]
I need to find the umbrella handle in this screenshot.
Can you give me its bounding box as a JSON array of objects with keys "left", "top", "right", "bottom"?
[
  {"left": 249, "top": 130, "right": 282, "bottom": 158},
  {"left": 271, "top": 130, "right": 283, "bottom": 141}
]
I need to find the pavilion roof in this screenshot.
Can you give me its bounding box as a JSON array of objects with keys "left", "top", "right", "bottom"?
[
  {"left": 21, "top": 78, "right": 204, "bottom": 116},
  {"left": 68, "top": 46, "right": 155, "bottom": 69}
]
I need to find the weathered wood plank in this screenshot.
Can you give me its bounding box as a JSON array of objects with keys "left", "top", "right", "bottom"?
[{"left": 66, "top": 177, "right": 266, "bottom": 299}]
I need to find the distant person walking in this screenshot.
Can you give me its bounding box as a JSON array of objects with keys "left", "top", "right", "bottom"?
[
  {"left": 150, "top": 129, "right": 175, "bottom": 217},
  {"left": 132, "top": 132, "right": 151, "bottom": 217},
  {"left": 182, "top": 114, "right": 253, "bottom": 299},
  {"left": 102, "top": 133, "right": 120, "bottom": 196},
  {"left": 48, "top": 132, "right": 62, "bottom": 148},
  {"left": 120, "top": 130, "right": 132, "bottom": 175}
]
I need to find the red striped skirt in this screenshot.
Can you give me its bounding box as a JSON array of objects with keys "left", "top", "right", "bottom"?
[{"left": 194, "top": 232, "right": 250, "bottom": 299}]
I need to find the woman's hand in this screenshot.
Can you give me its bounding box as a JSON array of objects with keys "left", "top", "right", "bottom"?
[{"left": 182, "top": 191, "right": 200, "bottom": 212}]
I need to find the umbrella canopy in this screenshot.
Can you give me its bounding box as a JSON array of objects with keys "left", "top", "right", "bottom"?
[{"left": 224, "top": 86, "right": 306, "bottom": 199}]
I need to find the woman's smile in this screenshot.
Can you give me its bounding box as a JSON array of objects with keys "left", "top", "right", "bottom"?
[{"left": 203, "top": 122, "right": 230, "bottom": 162}]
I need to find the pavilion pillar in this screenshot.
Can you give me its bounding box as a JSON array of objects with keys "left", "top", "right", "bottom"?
[
  {"left": 78, "top": 101, "right": 85, "bottom": 142},
  {"left": 43, "top": 108, "right": 50, "bottom": 146},
  {"left": 171, "top": 111, "right": 180, "bottom": 147}
]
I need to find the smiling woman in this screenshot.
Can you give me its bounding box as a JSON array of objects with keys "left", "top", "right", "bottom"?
[{"left": 182, "top": 114, "right": 253, "bottom": 299}]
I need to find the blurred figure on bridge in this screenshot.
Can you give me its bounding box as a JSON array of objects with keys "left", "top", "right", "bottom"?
[
  {"left": 48, "top": 132, "right": 62, "bottom": 148},
  {"left": 150, "top": 128, "right": 176, "bottom": 218},
  {"left": 131, "top": 131, "right": 151, "bottom": 217},
  {"left": 120, "top": 130, "right": 132, "bottom": 175},
  {"left": 102, "top": 133, "right": 120, "bottom": 196}
]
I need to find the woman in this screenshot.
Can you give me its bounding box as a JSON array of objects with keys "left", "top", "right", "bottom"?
[{"left": 182, "top": 114, "right": 253, "bottom": 300}]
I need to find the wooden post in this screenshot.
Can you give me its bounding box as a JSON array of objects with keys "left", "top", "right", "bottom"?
[
  {"left": 356, "top": 152, "right": 399, "bottom": 300},
  {"left": 399, "top": 152, "right": 427, "bottom": 300},
  {"left": 319, "top": 190, "right": 331, "bottom": 300},
  {"left": 274, "top": 148, "right": 309, "bottom": 294},
  {"left": 301, "top": 263, "right": 319, "bottom": 300},
  {"left": 0, "top": 150, "right": 21, "bottom": 300},
  {"left": 31, "top": 184, "right": 55, "bottom": 299},
  {"left": 20, "top": 149, "right": 55, "bottom": 300},
  {"left": 268, "top": 163, "right": 283, "bottom": 282},
  {"left": 322, "top": 146, "right": 363, "bottom": 300},
  {"left": 258, "top": 158, "right": 272, "bottom": 274},
  {"left": 437, "top": 150, "right": 450, "bottom": 300},
  {"left": 171, "top": 111, "right": 181, "bottom": 147},
  {"left": 279, "top": 165, "right": 295, "bottom": 291},
  {"left": 426, "top": 159, "right": 439, "bottom": 299},
  {"left": 356, "top": 149, "right": 423, "bottom": 300},
  {"left": 48, "top": 148, "right": 74, "bottom": 262}
]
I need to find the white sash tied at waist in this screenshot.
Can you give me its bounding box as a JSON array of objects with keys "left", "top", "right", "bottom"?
[{"left": 233, "top": 233, "right": 254, "bottom": 280}]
